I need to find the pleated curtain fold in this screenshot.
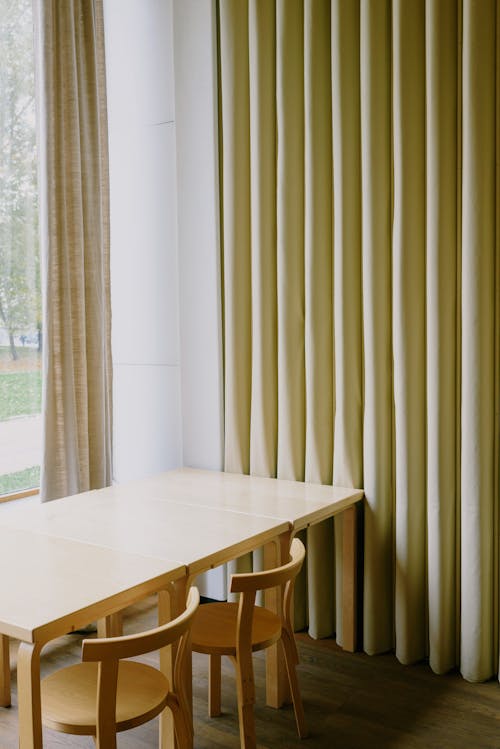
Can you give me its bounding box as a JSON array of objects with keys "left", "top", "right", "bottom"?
[
  {"left": 218, "top": 0, "right": 500, "bottom": 682},
  {"left": 35, "top": 0, "right": 112, "bottom": 501}
]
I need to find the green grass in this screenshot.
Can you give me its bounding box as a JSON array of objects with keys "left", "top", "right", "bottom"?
[
  {"left": 0, "top": 370, "right": 41, "bottom": 419},
  {"left": 0, "top": 465, "right": 40, "bottom": 496},
  {"left": 0, "top": 347, "right": 42, "bottom": 493}
]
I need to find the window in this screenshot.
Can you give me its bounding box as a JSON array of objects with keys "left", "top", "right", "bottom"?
[{"left": 0, "top": 0, "right": 41, "bottom": 497}]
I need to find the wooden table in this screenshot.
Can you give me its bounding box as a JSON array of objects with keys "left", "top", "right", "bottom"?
[{"left": 0, "top": 468, "right": 363, "bottom": 747}]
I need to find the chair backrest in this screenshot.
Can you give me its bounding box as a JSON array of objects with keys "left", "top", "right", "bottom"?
[
  {"left": 81, "top": 586, "right": 199, "bottom": 747},
  {"left": 81, "top": 586, "right": 200, "bottom": 663},
  {"left": 229, "top": 538, "right": 305, "bottom": 657},
  {"left": 229, "top": 537, "right": 305, "bottom": 595}
]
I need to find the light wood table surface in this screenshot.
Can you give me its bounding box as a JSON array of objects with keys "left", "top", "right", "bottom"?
[
  {"left": 0, "top": 490, "right": 291, "bottom": 578},
  {"left": 116, "top": 467, "right": 363, "bottom": 529},
  {"left": 0, "top": 468, "right": 363, "bottom": 748}
]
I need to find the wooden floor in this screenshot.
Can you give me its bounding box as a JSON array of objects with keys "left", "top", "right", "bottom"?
[{"left": 1, "top": 597, "right": 500, "bottom": 748}]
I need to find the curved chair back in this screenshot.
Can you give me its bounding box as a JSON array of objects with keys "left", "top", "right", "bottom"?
[
  {"left": 83, "top": 586, "right": 199, "bottom": 748},
  {"left": 82, "top": 586, "right": 200, "bottom": 662},
  {"left": 231, "top": 538, "right": 306, "bottom": 632},
  {"left": 229, "top": 538, "right": 305, "bottom": 594},
  {"left": 230, "top": 539, "right": 305, "bottom": 664}
]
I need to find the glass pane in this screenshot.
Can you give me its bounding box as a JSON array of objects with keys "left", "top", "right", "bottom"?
[{"left": 0, "top": 0, "right": 41, "bottom": 496}]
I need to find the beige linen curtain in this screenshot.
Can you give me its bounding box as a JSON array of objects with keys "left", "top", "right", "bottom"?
[
  {"left": 218, "top": 0, "right": 500, "bottom": 682},
  {"left": 35, "top": 0, "right": 112, "bottom": 501}
]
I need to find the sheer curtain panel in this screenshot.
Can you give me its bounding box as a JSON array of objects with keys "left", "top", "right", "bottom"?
[
  {"left": 35, "top": 0, "right": 112, "bottom": 501},
  {"left": 218, "top": 0, "right": 500, "bottom": 682}
]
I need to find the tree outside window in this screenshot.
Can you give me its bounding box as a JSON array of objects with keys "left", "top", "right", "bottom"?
[{"left": 0, "top": 0, "right": 41, "bottom": 496}]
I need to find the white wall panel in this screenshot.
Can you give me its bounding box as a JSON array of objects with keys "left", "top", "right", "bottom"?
[
  {"left": 113, "top": 364, "right": 182, "bottom": 482},
  {"left": 104, "top": 0, "right": 174, "bottom": 130},
  {"left": 174, "top": 0, "right": 224, "bottom": 472},
  {"left": 104, "top": 0, "right": 182, "bottom": 484},
  {"left": 109, "top": 123, "right": 179, "bottom": 366}
]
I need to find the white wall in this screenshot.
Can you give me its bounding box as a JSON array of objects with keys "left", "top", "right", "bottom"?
[
  {"left": 104, "top": 0, "right": 182, "bottom": 483},
  {"left": 173, "top": 0, "right": 224, "bottom": 472}
]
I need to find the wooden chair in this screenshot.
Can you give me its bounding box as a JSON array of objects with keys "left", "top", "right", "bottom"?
[
  {"left": 40, "top": 586, "right": 199, "bottom": 748},
  {"left": 191, "top": 538, "right": 307, "bottom": 748}
]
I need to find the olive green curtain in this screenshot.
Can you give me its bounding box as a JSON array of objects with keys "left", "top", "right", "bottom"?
[
  {"left": 218, "top": 0, "right": 500, "bottom": 682},
  {"left": 35, "top": 0, "right": 112, "bottom": 501}
]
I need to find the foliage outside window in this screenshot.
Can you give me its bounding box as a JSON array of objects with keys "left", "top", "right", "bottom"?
[{"left": 0, "top": 0, "right": 41, "bottom": 496}]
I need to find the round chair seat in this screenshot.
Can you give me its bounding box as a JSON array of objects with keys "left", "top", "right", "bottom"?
[
  {"left": 191, "top": 602, "right": 282, "bottom": 656},
  {"left": 41, "top": 660, "right": 170, "bottom": 735}
]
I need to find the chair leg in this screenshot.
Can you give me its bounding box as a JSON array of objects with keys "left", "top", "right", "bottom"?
[
  {"left": 237, "top": 701, "right": 257, "bottom": 749},
  {"left": 235, "top": 656, "right": 256, "bottom": 749},
  {"left": 166, "top": 692, "right": 193, "bottom": 749},
  {"left": 209, "top": 654, "right": 222, "bottom": 717},
  {"left": 281, "top": 632, "right": 308, "bottom": 739},
  {"left": 94, "top": 731, "right": 117, "bottom": 749}
]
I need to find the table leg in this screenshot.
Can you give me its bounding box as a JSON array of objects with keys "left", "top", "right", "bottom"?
[
  {"left": 342, "top": 504, "right": 358, "bottom": 652},
  {"left": 17, "top": 641, "right": 43, "bottom": 749},
  {"left": 97, "top": 611, "right": 123, "bottom": 638},
  {"left": 264, "top": 531, "right": 291, "bottom": 708},
  {"left": 0, "top": 634, "right": 10, "bottom": 707},
  {"left": 159, "top": 578, "right": 192, "bottom": 749}
]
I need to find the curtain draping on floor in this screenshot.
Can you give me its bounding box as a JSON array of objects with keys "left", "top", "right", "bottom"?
[
  {"left": 35, "top": 0, "right": 112, "bottom": 501},
  {"left": 218, "top": 0, "right": 500, "bottom": 682}
]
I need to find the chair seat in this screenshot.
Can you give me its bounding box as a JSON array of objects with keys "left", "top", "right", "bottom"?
[
  {"left": 41, "top": 660, "right": 170, "bottom": 735},
  {"left": 191, "top": 602, "right": 282, "bottom": 656}
]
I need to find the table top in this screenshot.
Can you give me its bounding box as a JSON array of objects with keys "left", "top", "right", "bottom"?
[
  {"left": 0, "top": 525, "right": 185, "bottom": 643},
  {"left": 103, "top": 468, "right": 364, "bottom": 530},
  {"left": 0, "top": 494, "right": 291, "bottom": 576}
]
